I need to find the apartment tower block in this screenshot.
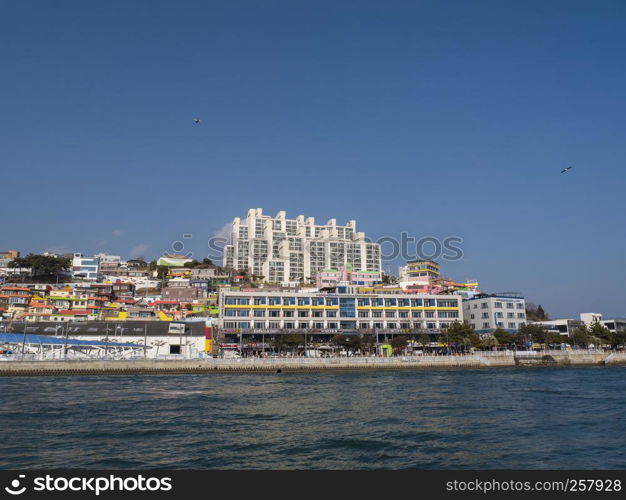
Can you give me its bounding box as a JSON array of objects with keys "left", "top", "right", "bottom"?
[{"left": 223, "top": 208, "right": 381, "bottom": 284}]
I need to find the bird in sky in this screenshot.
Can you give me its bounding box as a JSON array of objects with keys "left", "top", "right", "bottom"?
[
  {"left": 561, "top": 166, "right": 572, "bottom": 174},
  {"left": 193, "top": 118, "right": 201, "bottom": 124}
]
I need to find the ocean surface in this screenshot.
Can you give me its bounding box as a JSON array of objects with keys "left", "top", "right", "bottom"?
[{"left": 1, "top": 366, "right": 625, "bottom": 469}]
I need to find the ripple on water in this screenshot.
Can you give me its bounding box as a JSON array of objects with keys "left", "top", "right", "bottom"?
[{"left": 1, "top": 367, "right": 626, "bottom": 469}]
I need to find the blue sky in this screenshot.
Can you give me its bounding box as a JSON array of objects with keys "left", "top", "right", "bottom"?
[{"left": 1, "top": 0, "right": 625, "bottom": 318}]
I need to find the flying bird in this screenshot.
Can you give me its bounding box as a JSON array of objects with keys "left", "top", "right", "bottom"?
[
  {"left": 561, "top": 166, "right": 572, "bottom": 174},
  {"left": 193, "top": 118, "right": 201, "bottom": 124}
]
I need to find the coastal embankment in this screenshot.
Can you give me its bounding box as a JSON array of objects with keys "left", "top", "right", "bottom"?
[{"left": 1, "top": 351, "right": 626, "bottom": 376}]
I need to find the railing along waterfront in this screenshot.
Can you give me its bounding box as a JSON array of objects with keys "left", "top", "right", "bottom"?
[{"left": 0, "top": 349, "right": 619, "bottom": 363}]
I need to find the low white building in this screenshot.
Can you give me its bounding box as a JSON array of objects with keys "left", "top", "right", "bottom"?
[
  {"left": 530, "top": 318, "right": 584, "bottom": 337},
  {"left": 72, "top": 253, "right": 100, "bottom": 281},
  {"left": 579, "top": 312, "right": 626, "bottom": 334},
  {"left": 463, "top": 293, "right": 526, "bottom": 333},
  {"left": 7, "top": 320, "right": 211, "bottom": 358},
  {"left": 94, "top": 253, "right": 121, "bottom": 265}
]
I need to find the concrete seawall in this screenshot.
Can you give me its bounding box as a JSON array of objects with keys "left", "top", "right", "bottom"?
[{"left": 1, "top": 352, "right": 625, "bottom": 376}]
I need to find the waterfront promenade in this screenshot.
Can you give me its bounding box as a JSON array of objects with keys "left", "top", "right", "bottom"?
[{"left": 1, "top": 350, "right": 626, "bottom": 376}]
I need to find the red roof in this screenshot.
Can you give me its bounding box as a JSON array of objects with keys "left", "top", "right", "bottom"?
[
  {"left": 114, "top": 298, "right": 137, "bottom": 304},
  {"left": 151, "top": 300, "right": 179, "bottom": 305},
  {"left": 0, "top": 287, "right": 30, "bottom": 292},
  {"left": 58, "top": 310, "right": 90, "bottom": 315}
]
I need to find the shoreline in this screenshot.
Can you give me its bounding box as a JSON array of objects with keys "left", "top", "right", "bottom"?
[{"left": 1, "top": 352, "right": 626, "bottom": 376}]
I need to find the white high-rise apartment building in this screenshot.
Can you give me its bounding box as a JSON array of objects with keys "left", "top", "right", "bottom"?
[{"left": 223, "top": 208, "right": 381, "bottom": 284}]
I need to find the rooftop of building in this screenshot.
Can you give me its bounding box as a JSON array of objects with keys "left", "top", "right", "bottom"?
[
  {"left": 406, "top": 259, "right": 439, "bottom": 265},
  {"left": 463, "top": 292, "right": 524, "bottom": 301}
]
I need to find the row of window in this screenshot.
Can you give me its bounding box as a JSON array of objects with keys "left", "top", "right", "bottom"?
[
  {"left": 469, "top": 312, "right": 525, "bottom": 319},
  {"left": 224, "top": 309, "right": 459, "bottom": 319},
  {"left": 223, "top": 321, "right": 448, "bottom": 330},
  {"left": 470, "top": 301, "right": 524, "bottom": 310},
  {"left": 224, "top": 296, "right": 459, "bottom": 307},
  {"left": 470, "top": 322, "right": 526, "bottom": 329}
]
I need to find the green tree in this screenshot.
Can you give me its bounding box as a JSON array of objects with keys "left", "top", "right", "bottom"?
[
  {"left": 270, "top": 335, "right": 285, "bottom": 353},
  {"left": 155, "top": 266, "right": 169, "bottom": 279},
  {"left": 613, "top": 329, "right": 626, "bottom": 350},
  {"left": 9, "top": 254, "right": 71, "bottom": 278},
  {"left": 493, "top": 328, "right": 515, "bottom": 346},
  {"left": 589, "top": 322, "right": 612, "bottom": 347},
  {"left": 361, "top": 334, "right": 376, "bottom": 354},
  {"left": 417, "top": 333, "right": 431, "bottom": 350},
  {"left": 526, "top": 303, "right": 550, "bottom": 321},
  {"left": 515, "top": 330, "right": 531, "bottom": 348},
  {"left": 282, "top": 334, "right": 305, "bottom": 353},
  {"left": 536, "top": 304, "right": 548, "bottom": 321},
  {"left": 331, "top": 334, "right": 362, "bottom": 354},
  {"left": 446, "top": 321, "right": 475, "bottom": 337},
  {"left": 570, "top": 326, "right": 590, "bottom": 348},
  {"left": 390, "top": 336, "right": 408, "bottom": 355},
  {"left": 445, "top": 321, "right": 474, "bottom": 352},
  {"left": 545, "top": 331, "right": 564, "bottom": 346},
  {"left": 519, "top": 324, "right": 547, "bottom": 345},
  {"left": 468, "top": 333, "right": 483, "bottom": 349},
  {"left": 482, "top": 335, "right": 499, "bottom": 350}
]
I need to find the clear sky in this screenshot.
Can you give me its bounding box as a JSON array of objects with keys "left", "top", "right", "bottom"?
[{"left": 1, "top": 0, "right": 625, "bottom": 318}]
